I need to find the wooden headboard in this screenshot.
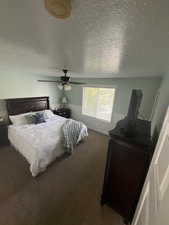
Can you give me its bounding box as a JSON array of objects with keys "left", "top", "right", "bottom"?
[{"left": 6, "top": 96, "right": 50, "bottom": 115}]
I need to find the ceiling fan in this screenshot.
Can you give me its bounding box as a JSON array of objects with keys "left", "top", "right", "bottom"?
[{"left": 38, "top": 69, "right": 85, "bottom": 91}]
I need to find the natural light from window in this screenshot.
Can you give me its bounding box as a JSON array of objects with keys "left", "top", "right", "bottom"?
[{"left": 82, "top": 87, "right": 116, "bottom": 122}]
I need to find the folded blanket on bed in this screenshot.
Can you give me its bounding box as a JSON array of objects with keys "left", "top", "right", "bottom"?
[{"left": 62, "top": 119, "right": 88, "bottom": 153}]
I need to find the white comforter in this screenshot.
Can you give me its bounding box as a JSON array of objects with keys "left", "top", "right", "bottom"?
[{"left": 8, "top": 115, "right": 67, "bottom": 177}]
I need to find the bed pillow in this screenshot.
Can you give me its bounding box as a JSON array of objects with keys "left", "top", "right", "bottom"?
[
  {"left": 34, "top": 112, "right": 46, "bottom": 124},
  {"left": 9, "top": 112, "right": 33, "bottom": 125},
  {"left": 25, "top": 114, "right": 36, "bottom": 124},
  {"left": 44, "top": 110, "right": 55, "bottom": 119}
]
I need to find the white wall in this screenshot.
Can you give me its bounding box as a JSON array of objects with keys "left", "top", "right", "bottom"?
[
  {"left": 0, "top": 71, "right": 60, "bottom": 121},
  {"left": 0, "top": 72, "right": 60, "bottom": 107}
]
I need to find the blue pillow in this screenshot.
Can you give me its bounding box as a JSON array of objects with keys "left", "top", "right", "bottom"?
[{"left": 34, "top": 113, "right": 46, "bottom": 124}]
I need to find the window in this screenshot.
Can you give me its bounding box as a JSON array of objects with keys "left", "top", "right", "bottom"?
[{"left": 82, "top": 87, "right": 116, "bottom": 122}]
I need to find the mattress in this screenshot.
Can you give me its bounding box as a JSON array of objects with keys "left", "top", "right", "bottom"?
[{"left": 8, "top": 115, "right": 67, "bottom": 176}]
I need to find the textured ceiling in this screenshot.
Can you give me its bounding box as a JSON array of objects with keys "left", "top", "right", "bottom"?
[{"left": 0, "top": 0, "right": 168, "bottom": 78}]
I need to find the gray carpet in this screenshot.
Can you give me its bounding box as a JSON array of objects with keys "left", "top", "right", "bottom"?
[{"left": 0, "top": 130, "right": 123, "bottom": 225}]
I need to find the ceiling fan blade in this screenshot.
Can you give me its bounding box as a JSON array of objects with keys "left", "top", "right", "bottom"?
[
  {"left": 69, "top": 81, "right": 86, "bottom": 85},
  {"left": 37, "top": 80, "right": 60, "bottom": 83},
  {"left": 48, "top": 67, "right": 72, "bottom": 72}
]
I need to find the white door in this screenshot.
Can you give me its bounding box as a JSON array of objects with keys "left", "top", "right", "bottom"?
[{"left": 132, "top": 106, "right": 169, "bottom": 225}]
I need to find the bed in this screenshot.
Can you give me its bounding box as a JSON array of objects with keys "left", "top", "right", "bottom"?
[{"left": 6, "top": 97, "right": 88, "bottom": 177}]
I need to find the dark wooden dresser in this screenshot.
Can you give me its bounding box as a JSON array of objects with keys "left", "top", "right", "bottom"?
[{"left": 101, "top": 119, "right": 152, "bottom": 224}]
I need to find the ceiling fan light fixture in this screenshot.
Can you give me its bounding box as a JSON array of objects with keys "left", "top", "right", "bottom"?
[
  {"left": 57, "top": 83, "right": 72, "bottom": 91},
  {"left": 57, "top": 84, "right": 63, "bottom": 90},
  {"left": 45, "top": 0, "right": 71, "bottom": 19},
  {"left": 64, "top": 84, "right": 72, "bottom": 91}
]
